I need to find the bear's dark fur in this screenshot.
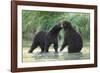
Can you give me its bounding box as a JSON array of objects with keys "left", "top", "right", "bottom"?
[
  {"left": 28, "top": 23, "right": 62, "bottom": 53},
  {"left": 28, "top": 31, "right": 46, "bottom": 53},
  {"left": 60, "top": 21, "right": 83, "bottom": 53}
]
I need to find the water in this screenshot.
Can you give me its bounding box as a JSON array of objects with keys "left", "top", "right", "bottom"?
[
  {"left": 31, "top": 52, "right": 89, "bottom": 61},
  {"left": 23, "top": 47, "right": 90, "bottom": 62}
]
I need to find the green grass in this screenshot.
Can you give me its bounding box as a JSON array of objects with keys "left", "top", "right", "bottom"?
[{"left": 22, "top": 40, "right": 32, "bottom": 48}]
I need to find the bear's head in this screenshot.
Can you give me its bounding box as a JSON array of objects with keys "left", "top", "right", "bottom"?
[
  {"left": 52, "top": 22, "right": 63, "bottom": 30},
  {"left": 60, "top": 20, "right": 72, "bottom": 29}
]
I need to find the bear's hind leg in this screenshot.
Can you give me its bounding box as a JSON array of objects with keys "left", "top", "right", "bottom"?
[
  {"left": 68, "top": 46, "right": 81, "bottom": 53},
  {"left": 28, "top": 42, "right": 38, "bottom": 53}
]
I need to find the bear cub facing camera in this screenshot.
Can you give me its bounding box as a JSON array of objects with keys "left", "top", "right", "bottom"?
[
  {"left": 60, "top": 21, "right": 83, "bottom": 53},
  {"left": 28, "top": 23, "right": 62, "bottom": 53}
]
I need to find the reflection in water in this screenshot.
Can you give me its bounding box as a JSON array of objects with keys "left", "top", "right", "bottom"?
[{"left": 30, "top": 51, "right": 90, "bottom": 62}]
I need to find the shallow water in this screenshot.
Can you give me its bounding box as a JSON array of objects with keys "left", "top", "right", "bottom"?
[
  {"left": 23, "top": 47, "right": 90, "bottom": 62},
  {"left": 31, "top": 52, "right": 89, "bottom": 61}
]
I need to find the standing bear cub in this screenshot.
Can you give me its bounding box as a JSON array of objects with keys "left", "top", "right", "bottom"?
[
  {"left": 28, "top": 23, "right": 62, "bottom": 53},
  {"left": 60, "top": 21, "right": 83, "bottom": 53}
]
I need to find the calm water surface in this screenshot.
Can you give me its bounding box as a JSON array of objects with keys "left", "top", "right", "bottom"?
[{"left": 30, "top": 51, "right": 90, "bottom": 62}]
